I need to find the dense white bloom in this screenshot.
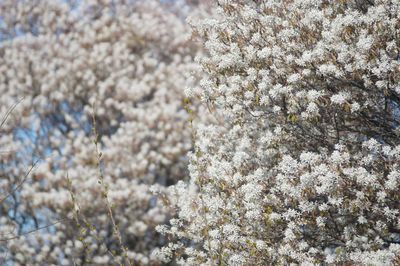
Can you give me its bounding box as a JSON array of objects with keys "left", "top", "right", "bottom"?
[
  {"left": 158, "top": 0, "right": 400, "bottom": 265},
  {"left": 0, "top": 0, "right": 211, "bottom": 264},
  {"left": 2, "top": 0, "right": 400, "bottom": 265}
]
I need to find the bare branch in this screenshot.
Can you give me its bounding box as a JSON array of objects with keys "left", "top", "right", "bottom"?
[
  {"left": 0, "top": 159, "right": 40, "bottom": 204},
  {"left": 0, "top": 98, "right": 24, "bottom": 129}
]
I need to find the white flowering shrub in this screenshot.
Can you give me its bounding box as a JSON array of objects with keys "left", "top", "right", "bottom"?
[
  {"left": 156, "top": 0, "right": 400, "bottom": 265},
  {"left": 1, "top": 0, "right": 400, "bottom": 265},
  {"left": 0, "top": 0, "right": 210, "bottom": 264}
]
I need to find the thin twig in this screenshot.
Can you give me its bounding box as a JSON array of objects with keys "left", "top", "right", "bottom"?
[
  {"left": 0, "top": 98, "right": 24, "bottom": 129},
  {"left": 0, "top": 159, "right": 40, "bottom": 204},
  {"left": 0, "top": 218, "right": 67, "bottom": 242},
  {"left": 91, "top": 104, "right": 133, "bottom": 266},
  {"left": 65, "top": 172, "right": 120, "bottom": 263}
]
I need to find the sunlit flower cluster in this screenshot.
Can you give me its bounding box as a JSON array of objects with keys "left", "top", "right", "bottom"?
[
  {"left": 157, "top": 0, "right": 400, "bottom": 265},
  {"left": 1, "top": 0, "right": 400, "bottom": 265}
]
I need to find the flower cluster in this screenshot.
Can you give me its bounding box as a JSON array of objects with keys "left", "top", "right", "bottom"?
[
  {"left": 0, "top": 0, "right": 210, "bottom": 264},
  {"left": 157, "top": 0, "right": 400, "bottom": 265},
  {"left": 1, "top": 0, "right": 400, "bottom": 265}
]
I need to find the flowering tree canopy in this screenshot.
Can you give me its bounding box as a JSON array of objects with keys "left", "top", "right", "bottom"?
[
  {"left": 1, "top": 0, "right": 400, "bottom": 265},
  {"left": 156, "top": 0, "right": 400, "bottom": 265},
  {"left": 0, "top": 0, "right": 209, "bottom": 264}
]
